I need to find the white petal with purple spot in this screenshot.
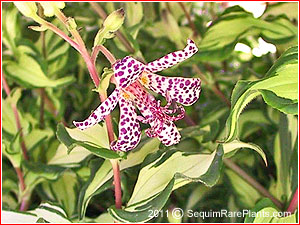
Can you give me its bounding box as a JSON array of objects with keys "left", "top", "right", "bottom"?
[
  {"left": 73, "top": 89, "right": 120, "bottom": 130},
  {"left": 113, "top": 56, "right": 145, "bottom": 89},
  {"left": 142, "top": 73, "right": 201, "bottom": 106},
  {"left": 158, "top": 122, "right": 181, "bottom": 146},
  {"left": 146, "top": 39, "right": 198, "bottom": 73},
  {"left": 111, "top": 95, "right": 141, "bottom": 152}
]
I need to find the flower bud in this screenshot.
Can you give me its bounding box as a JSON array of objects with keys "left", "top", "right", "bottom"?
[
  {"left": 103, "top": 8, "right": 125, "bottom": 32},
  {"left": 40, "top": 2, "right": 66, "bottom": 17},
  {"left": 14, "top": 2, "right": 38, "bottom": 18}
]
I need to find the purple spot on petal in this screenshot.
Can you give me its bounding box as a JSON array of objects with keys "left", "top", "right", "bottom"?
[
  {"left": 185, "top": 80, "right": 191, "bottom": 85},
  {"left": 121, "top": 128, "right": 127, "bottom": 134}
]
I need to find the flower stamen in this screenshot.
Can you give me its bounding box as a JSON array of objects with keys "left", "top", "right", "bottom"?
[{"left": 140, "top": 71, "right": 149, "bottom": 86}]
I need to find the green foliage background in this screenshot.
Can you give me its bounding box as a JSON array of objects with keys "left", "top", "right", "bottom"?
[{"left": 2, "top": 2, "right": 298, "bottom": 223}]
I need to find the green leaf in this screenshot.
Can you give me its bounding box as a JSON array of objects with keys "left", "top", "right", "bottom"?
[
  {"left": 180, "top": 121, "right": 219, "bottom": 143},
  {"left": 49, "top": 171, "right": 78, "bottom": 217},
  {"left": 108, "top": 146, "right": 224, "bottom": 222},
  {"left": 2, "top": 88, "right": 30, "bottom": 135},
  {"left": 23, "top": 161, "right": 65, "bottom": 195},
  {"left": 161, "top": 9, "right": 183, "bottom": 47},
  {"left": 126, "top": 2, "right": 143, "bottom": 27},
  {"left": 109, "top": 178, "right": 175, "bottom": 223},
  {"left": 48, "top": 144, "right": 90, "bottom": 166},
  {"left": 244, "top": 198, "right": 277, "bottom": 223},
  {"left": 273, "top": 114, "right": 297, "bottom": 200},
  {"left": 2, "top": 202, "right": 71, "bottom": 223},
  {"left": 253, "top": 208, "right": 297, "bottom": 223},
  {"left": 260, "top": 90, "right": 298, "bottom": 115},
  {"left": 50, "top": 123, "right": 111, "bottom": 166},
  {"left": 129, "top": 147, "right": 223, "bottom": 205},
  {"left": 225, "top": 82, "right": 261, "bottom": 142},
  {"left": 225, "top": 46, "right": 298, "bottom": 142},
  {"left": 2, "top": 132, "right": 22, "bottom": 168},
  {"left": 2, "top": 7, "right": 20, "bottom": 56},
  {"left": 197, "top": 6, "right": 297, "bottom": 61},
  {"left": 263, "top": 3, "right": 298, "bottom": 21},
  {"left": 81, "top": 213, "right": 114, "bottom": 223},
  {"left": 223, "top": 140, "right": 267, "bottom": 166},
  {"left": 78, "top": 138, "right": 161, "bottom": 220},
  {"left": 78, "top": 159, "right": 113, "bottom": 220},
  {"left": 4, "top": 54, "right": 75, "bottom": 88},
  {"left": 56, "top": 123, "right": 121, "bottom": 159},
  {"left": 245, "top": 198, "right": 296, "bottom": 223},
  {"left": 24, "top": 128, "right": 53, "bottom": 152},
  {"left": 226, "top": 169, "right": 261, "bottom": 208},
  {"left": 238, "top": 109, "right": 271, "bottom": 139}
]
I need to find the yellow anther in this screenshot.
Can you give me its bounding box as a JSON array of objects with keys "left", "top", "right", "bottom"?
[
  {"left": 122, "top": 92, "right": 131, "bottom": 100},
  {"left": 140, "top": 71, "right": 149, "bottom": 86}
]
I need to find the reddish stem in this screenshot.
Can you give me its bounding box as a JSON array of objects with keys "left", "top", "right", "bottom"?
[
  {"left": 287, "top": 188, "right": 298, "bottom": 213},
  {"left": 42, "top": 21, "right": 81, "bottom": 52},
  {"left": 15, "top": 167, "right": 25, "bottom": 192},
  {"left": 41, "top": 9, "right": 121, "bottom": 209},
  {"left": 111, "top": 159, "right": 122, "bottom": 209},
  {"left": 92, "top": 45, "right": 117, "bottom": 66},
  {"left": 2, "top": 75, "right": 29, "bottom": 160},
  {"left": 16, "top": 167, "right": 29, "bottom": 211},
  {"left": 178, "top": 2, "right": 198, "bottom": 38}
]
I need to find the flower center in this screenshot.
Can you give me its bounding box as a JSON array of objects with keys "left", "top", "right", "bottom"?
[
  {"left": 122, "top": 91, "right": 131, "bottom": 100},
  {"left": 140, "top": 71, "right": 149, "bottom": 86}
]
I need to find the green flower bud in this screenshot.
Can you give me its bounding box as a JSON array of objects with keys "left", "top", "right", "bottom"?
[
  {"left": 14, "top": 2, "right": 38, "bottom": 18},
  {"left": 40, "top": 2, "right": 66, "bottom": 17},
  {"left": 103, "top": 8, "right": 125, "bottom": 32}
]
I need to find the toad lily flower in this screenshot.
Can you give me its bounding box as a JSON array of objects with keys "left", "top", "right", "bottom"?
[{"left": 74, "top": 39, "right": 201, "bottom": 152}]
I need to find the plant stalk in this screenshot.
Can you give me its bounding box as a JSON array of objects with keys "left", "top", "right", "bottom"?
[
  {"left": 16, "top": 167, "right": 29, "bottom": 211},
  {"left": 223, "top": 158, "right": 283, "bottom": 209},
  {"left": 110, "top": 159, "right": 122, "bottom": 209},
  {"left": 2, "top": 74, "right": 29, "bottom": 161},
  {"left": 2, "top": 74, "right": 30, "bottom": 210},
  {"left": 286, "top": 188, "right": 298, "bottom": 213},
  {"left": 47, "top": 11, "right": 121, "bottom": 209},
  {"left": 192, "top": 65, "right": 231, "bottom": 107},
  {"left": 178, "top": 2, "right": 199, "bottom": 38}
]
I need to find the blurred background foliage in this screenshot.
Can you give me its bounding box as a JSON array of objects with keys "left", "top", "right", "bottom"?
[{"left": 2, "top": 2, "right": 298, "bottom": 223}]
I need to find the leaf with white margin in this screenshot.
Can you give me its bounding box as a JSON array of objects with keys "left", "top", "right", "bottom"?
[
  {"left": 108, "top": 146, "right": 223, "bottom": 223},
  {"left": 50, "top": 124, "right": 110, "bottom": 166},
  {"left": 223, "top": 140, "right": 267, "bottom": 165},
  {"left": 225, "top": 46, "right": 298, "bottom": 142},
  {"left": 2, "top": 202, "right": 71, "bottom": 223}
]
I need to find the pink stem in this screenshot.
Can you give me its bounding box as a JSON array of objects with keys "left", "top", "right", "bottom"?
[
  {"left": 41, "top": 12, "right": 122, "bottom": 209},
  {"left": 287, "top": 188, "right": 298, "bottom": 213},
  {"left": 92, "top": 45, "right": 116, "bottom": 65},
  {"left": 42, "top": 21, "right": 81, "bottom": 52},
  {"left": 111, "top": 159, "right": 122, "bottom": 209},
  {"left": 2, "top": 75, "right": 29, "bottom": 160}
]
